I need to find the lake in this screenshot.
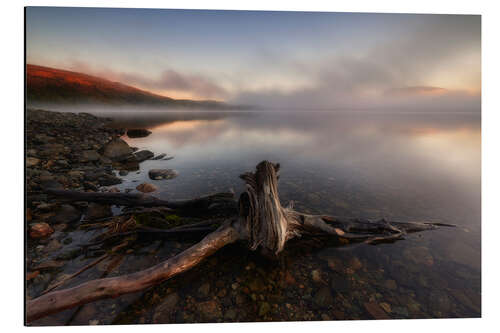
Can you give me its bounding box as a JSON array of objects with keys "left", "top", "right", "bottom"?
[{"left": 32, "top": 110, "right": 481, "bottom": 324}]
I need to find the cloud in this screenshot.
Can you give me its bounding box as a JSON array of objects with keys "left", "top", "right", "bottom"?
[
  {"left": 113, "top": 69, "right": 228, "bottom": 99},
  {"left": 231, "top": 15, "right": 481, "bottom": 111},
  {"left": 384, "top": 86, "right": 449, "bottom": 97},
  {"left": 66, "top": 61, "right": 227, "bottom": 100}
]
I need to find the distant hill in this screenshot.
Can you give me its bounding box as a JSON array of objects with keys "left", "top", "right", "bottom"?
[{"left": 26, "top": 64, "right": 239, "bottom": 109}]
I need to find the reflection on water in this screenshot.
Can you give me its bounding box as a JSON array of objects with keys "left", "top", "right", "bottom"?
[{"left": 33, "top": 110, "right": 481, "bottom": 324}]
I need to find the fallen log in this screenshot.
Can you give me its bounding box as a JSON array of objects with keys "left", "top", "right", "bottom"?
[
  {"left": 26, "top": 222, "right": 240, "bottom": 322},
  {"left": 27, "top": 161, "right": 455, "bottom": 322},
  {"left": 45, "top": 188, "right": 237, "bottom": 213}
]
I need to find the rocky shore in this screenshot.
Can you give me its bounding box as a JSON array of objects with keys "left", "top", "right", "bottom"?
[{"left": 25, "top": 109, "right": 174, "bottom": 290}]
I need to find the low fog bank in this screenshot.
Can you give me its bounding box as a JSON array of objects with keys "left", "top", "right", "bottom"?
[{"left": 27, "top": 101, "right": 480, "bottom": 118}]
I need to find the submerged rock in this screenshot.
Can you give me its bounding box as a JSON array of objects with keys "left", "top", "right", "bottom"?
[
  {"left": 197, "top": 300, "right": 222, "bottom": 320},
  {"left": 86, "top": 203, "right": 112, "bottom": 220},
  {"left": 97, "top": 173, "right": 122, "bottom": 186},
  {"left": 126, "top": 128, "right": 152, "bottom": 138},
  {"left": 349, "top": 256, "right": 363, "bottom": 271},
  {"left": 152, "top": 293, "right": 179, "bottom": 322},
  {"left": 384, "top": 279, "right": 398, "bottom": 290},
  {"left": 313, "top": 287, "right": 333, "bottom": 307},
  {"left": 136, "top": 183, "right": 158, "bottom": 193},
  {"left": 148, "top": 169, "right": 178, "bottom": 180},
  {"left": 151, "top": 153, "right": 166, "bottom": 160},
  {"left": 133, "top": 150, "right": 154, "bottom": 162},
  {"left": 258, "top": 302, "right": 271, "bottom": 316},
  {"left": 49, "top": 204, "right": 82, "bottom": 224},
  {"left": 379, "top": 302, "right": 392, "bottom": 313},
  {"left": 198, "top": 283, "right": 210, "bottom": 297},
  {"left": 403, "top": 246, "right": 434, "bottom": 267},
  {"left": 364, "top": 302, "right": 390, "bottom": 319}
]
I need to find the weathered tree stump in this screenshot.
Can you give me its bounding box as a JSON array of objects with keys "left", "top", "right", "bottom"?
[{"left": 26, "top": 161, "right": 454, "bottom": 322}]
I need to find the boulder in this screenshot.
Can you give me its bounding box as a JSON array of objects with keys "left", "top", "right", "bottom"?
[
  {"left": 29, "top": 223, "right": 54, "bottom": 238},
  {"left": 148, "top": 169, "right": 178, "bottom": 180},
  {"left": 101, "top": 138, "right": 133, "bottom": 161},
  {"left": 136, "top": 183, "right": 158, "bottom": 193},
  {"left": 126, "top": 128, "right": 152, "bottom": 138},
  {"left": 133, "top": 150, "right": 154, "bottom": 162}
]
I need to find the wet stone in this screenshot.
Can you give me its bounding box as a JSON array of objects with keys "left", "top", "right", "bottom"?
[
  {"left": 49, "top": 204, "right": 81, "bottom": 224},
  {"left": 198, "top": 283, "right": 210, "bottom": 297},
  {"left": 126, "top": 128, "right": 151, "bottom": 138},
  {"left": 153, "top": 293, "right": 179, "bottom": 322},
  {"left": 101, "top": 138, "right": 133, "bottom": 161},
  {"left": 136, "top": 183, "right": 158, "bottom": 193},
  {"left": 385, "top": 279, "right": 398, "bottom": 290},
  {"left": 81, "top": 150, "right": 100, "bottom": 162},
  {"left": 403, "top": 246, "right": 434, "bottom": 267},
  {"left": 314, "top": 287, "right": 333, "bottom": 308},
  {"left": 29, "top": 223, "right": 54, "bottom": 239},
  {"left": 27, "top": 157, "right": 41, "bottom": 167},
  {"left": 148, "top": 169, "right": 178, "bottom": 180},
  {"left": 133, "top": 150, "right": 154, "bottom": 162},
  {"left": 86, "top": 203, "right": 112, "bottom": 220},
  {"left": 379, "top": 302, "right": 392, "bottom": 313},
  {"left": 392, "top": 306, "right": 409, "bottom": 317},
  {"left": 197, "top": 300, "right": 222, "bottom": 320},
  {"left": 349, "top": 257, "right": 363, "bottom": 271},
  {"left": 224, "top": 308, "right": 237, "bottom": 320},
  {"left": 259, "top": 302, "right": 271, "bottom": 317},
  {"left": 331, "top": 274, "right": 350, "bottom": 293},
  {"left": 152, "top": 153, "right": 166, "bottom": 160},
  {"left": 364, "top": 302, "right": 390, "bottom": 319}
]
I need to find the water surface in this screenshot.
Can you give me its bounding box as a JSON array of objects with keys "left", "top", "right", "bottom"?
[{"left": 34, "top": 110, "right": 481, "bottom": 324}]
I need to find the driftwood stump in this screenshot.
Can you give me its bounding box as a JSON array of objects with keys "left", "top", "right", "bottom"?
[{"left": 26, "top": 161, "right": 453, "bottom": 322}]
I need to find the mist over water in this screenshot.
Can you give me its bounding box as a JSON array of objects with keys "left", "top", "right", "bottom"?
[{"left": 108, "top": 109, "right": 480, "bottom": 226}]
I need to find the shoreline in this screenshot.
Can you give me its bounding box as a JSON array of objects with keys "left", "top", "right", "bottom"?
[{"left": 25, "top": 109, "right": 165, "bottom": 303}]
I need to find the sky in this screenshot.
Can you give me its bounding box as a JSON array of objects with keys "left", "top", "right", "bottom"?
[{"left": 26, "top": 7, "right": 481, "bottom": 111}]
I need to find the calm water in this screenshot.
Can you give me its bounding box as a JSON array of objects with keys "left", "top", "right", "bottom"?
[{"left": 31, "top": 110, "right": 481, "bottom": 324}]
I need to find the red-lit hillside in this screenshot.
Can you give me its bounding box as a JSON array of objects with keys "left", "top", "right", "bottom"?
[{"left": 26, "top": 64, "right": 228, "bottom": 109}]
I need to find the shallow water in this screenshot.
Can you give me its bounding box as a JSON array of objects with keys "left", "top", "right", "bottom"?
[{"left": 31, "top": 110, "right": 481, "bottom": 324}]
